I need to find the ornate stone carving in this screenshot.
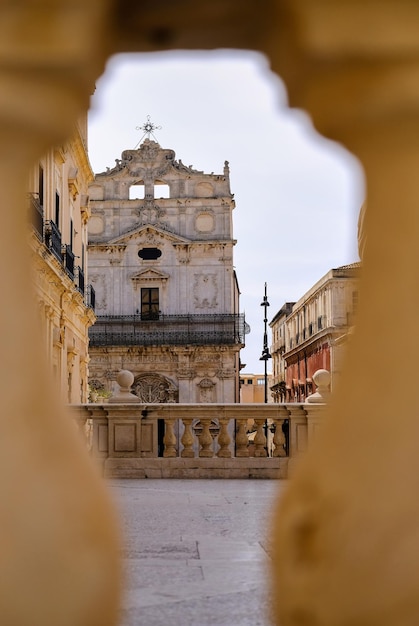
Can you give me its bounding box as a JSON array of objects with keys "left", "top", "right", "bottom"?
[
  {"left": 132, "top": 373, "right": 177, "bottom": 403},
  {"left": 198, "top": 378, "right": 216, "bottom": 403},
  {"left": 177, "top": 368, "right": 194, "bottom": 380},
  {"left": 140, "top": 200, "right": 166, "bottom": 225},
  {"left": 193, "top": 273, "right": 218, "bottom": 309},
  {"left": 195, "top": 354, "right": 220, "bottom": 363},
  {"left": 176, "top": 244, "right": 190, "bottom": 264},
  {"left": 216, "top": 369, "right": 236, "bottom": 379},
  {"left": 90, "top": 273, "right": 107, "bottom": 311}
]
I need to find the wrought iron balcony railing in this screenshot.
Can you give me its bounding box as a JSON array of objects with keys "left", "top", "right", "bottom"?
[
  {"left": 87, "top": 284, "right": 96, "bottom": 310},
  {"left": 89, "top": 313, "right": 246, "bottom": 347},
  {"left": 45, "top": 220, "right": 62, "bottom": 263},
  {"left": 76, "top": 266, "right": 85, "bottom": 295},
  {"left": 63, "top": 245, "right": 75, "bottom": 279}
]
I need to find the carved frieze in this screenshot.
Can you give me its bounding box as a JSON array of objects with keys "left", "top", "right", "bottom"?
[
  {"left": 195, "top": 354, "right": 221, "bottom": 363},
  {"left": 177, "top": 368, "right": 194, "bottom": 379},
  {"left": 216, "top": 369, "right": 236, "bottom": 379}
]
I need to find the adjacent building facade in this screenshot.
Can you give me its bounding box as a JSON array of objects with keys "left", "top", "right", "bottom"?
[
  {"left": 28, "top": 116, "right": 96, "bottom": 403},
  {"left": 240, "top": 373, "right": 274, "bottom": 403},
  {"left": 270, "top": 263, "right": 360, "bottom": 402},
  {"left": 88, "top": 138, "right": 244, "bottom": 402}
]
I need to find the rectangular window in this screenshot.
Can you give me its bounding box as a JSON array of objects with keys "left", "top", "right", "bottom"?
[
  {"left": 70, "top": 218, "right": 73, "bottom": 251},
  {"left": 141, "top": 288, "right": 159, "bottom": 320},
  {"left": 38, "top": 166, "right": 44, "bottom": 206},
  {"left": 257, "top": 379, "right": 265, "bottom": 385},
  {"left": 55, "top": 191, "right": 60, "bottom": 227}
]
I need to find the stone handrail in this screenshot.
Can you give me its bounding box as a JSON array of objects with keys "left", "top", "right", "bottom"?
[{"left": 70, "top": 402, "right": 326, "bottom": 478}]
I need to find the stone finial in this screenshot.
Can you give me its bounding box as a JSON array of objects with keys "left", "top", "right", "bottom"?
[
  {"left": 108, "top": 369, "right": 138, "bottom": 403},
  {"left": 306, "top": 369, "right": 331, "bottom": 403}
]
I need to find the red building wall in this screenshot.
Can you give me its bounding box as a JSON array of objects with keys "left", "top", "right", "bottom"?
[{"left": 285, "top": 341, "right": 331, "bottom": 401}]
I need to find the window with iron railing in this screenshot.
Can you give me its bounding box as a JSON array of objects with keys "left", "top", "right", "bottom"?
[
  {"left": 64, "top": 244, "right": 75, "bottom": 279},
  {"left": 87, "top": 284, "right": 95, "bottom": 310},
  {"left": 45, "top": 220, "right": 62, "bottom": 262},
  {"left": 77, "top": 266, "right": 85, "bottom": 295}
]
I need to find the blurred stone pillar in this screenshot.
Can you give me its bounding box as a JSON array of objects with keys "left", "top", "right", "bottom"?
[
  {"left": 267, "top": 2, "right": 419, "bottom": 625},
  {"left": 0, "top": 2, "right": 120, "bottom": 625}
]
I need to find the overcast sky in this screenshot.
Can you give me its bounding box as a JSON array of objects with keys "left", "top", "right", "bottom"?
[{"left": 87, "top": 49, "right": 365, "bottom": 373}]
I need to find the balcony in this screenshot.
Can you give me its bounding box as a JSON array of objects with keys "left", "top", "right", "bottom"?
[
  {"left": 76, "top": 265, "right": 85, "bottom": 295},
  {"left": 70, "top": 401, "right": 325, "bottom": 479},
  {"left": 63, "top": 245, "right": 75, "bottom": 279},
  {"left": 45, "top": 220, "right": 62, "bottom": 262},
  {"left": 89, "top": 313, "right": 246, "bottom": 347}
]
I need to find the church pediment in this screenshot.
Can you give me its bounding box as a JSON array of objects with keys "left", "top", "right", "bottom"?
[
  {"left": 108, "top": 225, "right": 191, "bottom": 246},
  {"left": 94, "top": 139, "right": 205, "bottom": 180},
  {"left": 95, "top": 140, "right": 175, "bottom": 179},
  {"left": 130, "top": 268, "right": 170, "bottom": 283}
]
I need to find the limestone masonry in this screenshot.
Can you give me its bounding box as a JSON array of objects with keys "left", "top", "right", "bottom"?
[{"left": 88, "top": 139, "right": 244, "bottom": 403}]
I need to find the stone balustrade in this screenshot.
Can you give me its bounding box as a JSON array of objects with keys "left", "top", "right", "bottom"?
[{"left": 70, "top": 401, "right": 326, "bottom": 479}]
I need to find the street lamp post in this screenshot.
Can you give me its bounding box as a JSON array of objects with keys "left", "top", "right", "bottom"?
[
  {"left": 260, "top": 282, "right": 272, "bottom": 454},
  {"left": 260, "top": 282, "right": 272, "bottom": 401}
]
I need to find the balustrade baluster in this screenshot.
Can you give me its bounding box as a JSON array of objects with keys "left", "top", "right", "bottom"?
[
  {"left": 272, "top": 420, "right": 287, "bottom": 457},
  {"left": 216, "top": 418, "right": 231, "bottom": 458},
  {"left": 198, "top": 419, "right": 213, "bottom": 457},
  {"left": 163, "top": 418, "right": 177, "bottom": 457},
  {"left": 254, "top": 418, "right": 268, "bottom": 457},
  {"left": 235, "top": 418, "right": 249, "bottom": 457},
  {"left": 180, "top": 418, "right": 194, "bottom": 458},
  {"left": 272, "top": 407, "right": 289, "bottom": 457}
]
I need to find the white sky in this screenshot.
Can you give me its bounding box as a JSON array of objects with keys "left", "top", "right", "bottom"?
[{"left": 87, "top": 49, "right": 365, "bottom": 374}]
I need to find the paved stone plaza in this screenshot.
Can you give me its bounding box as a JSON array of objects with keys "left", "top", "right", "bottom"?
[{"left": 109, "top": 479, "right": 285, "bottom": 626}]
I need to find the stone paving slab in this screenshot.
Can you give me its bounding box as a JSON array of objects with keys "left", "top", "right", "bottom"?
[{"left": 108, "top": 479, "right": 285, "bottom": 626}]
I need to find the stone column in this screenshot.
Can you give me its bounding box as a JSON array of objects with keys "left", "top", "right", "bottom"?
[
  {"left": 0, "top": 3, "right": 120, "bottom": 625},
  {"left": 267, "top": 3, "right": 419, "bottom": 625}
]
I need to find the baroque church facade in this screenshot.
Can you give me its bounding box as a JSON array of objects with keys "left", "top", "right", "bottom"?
[{"left": 87, "top": 137, "right": 245, "bottom": 403}]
